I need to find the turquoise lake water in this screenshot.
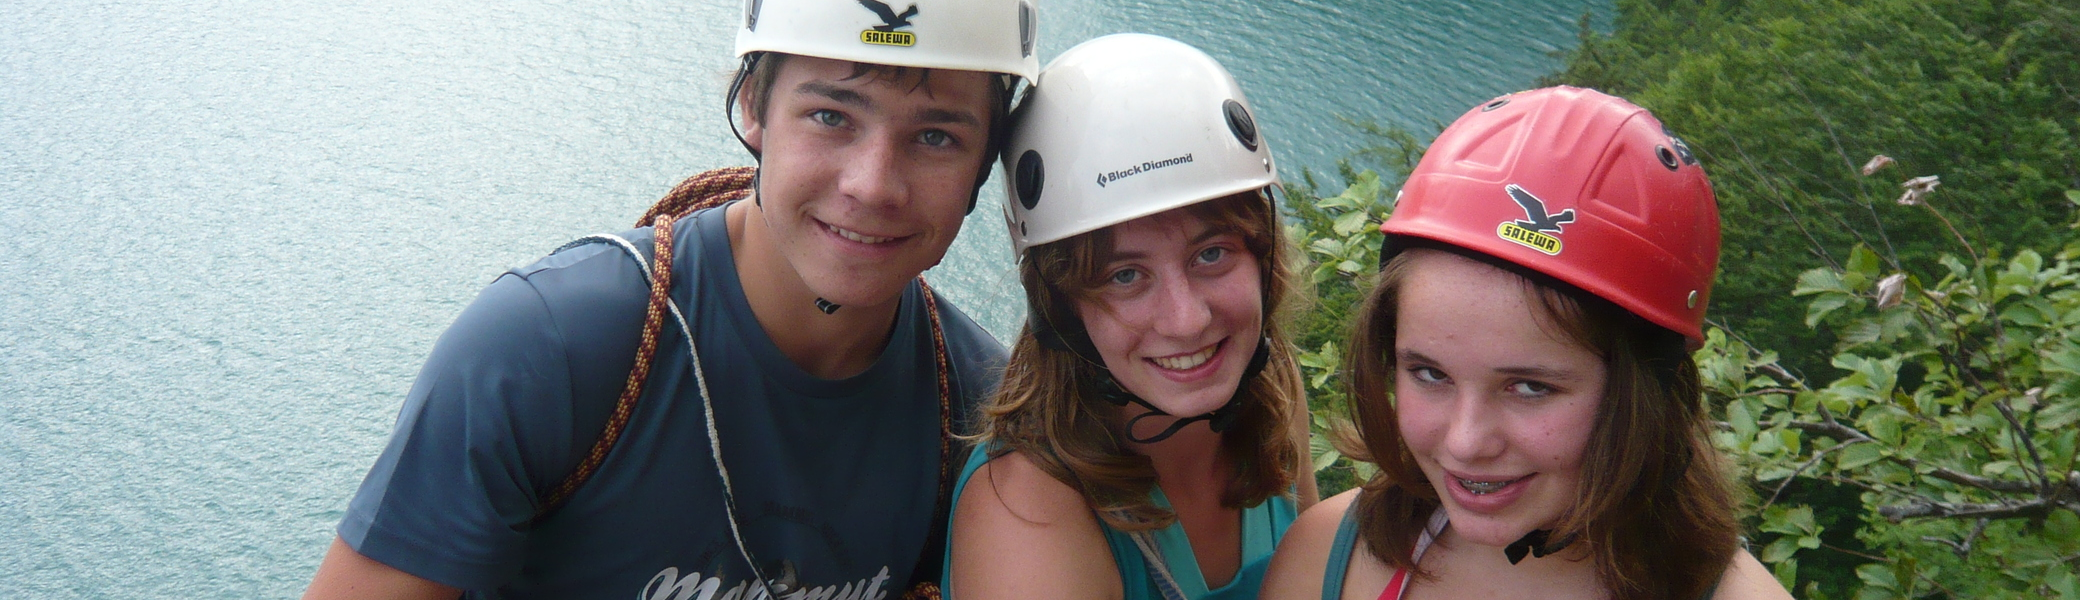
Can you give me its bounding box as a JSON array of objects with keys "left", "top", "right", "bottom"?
[{"left": 1, "top": 0, "right": 1605, "bottom": 596}]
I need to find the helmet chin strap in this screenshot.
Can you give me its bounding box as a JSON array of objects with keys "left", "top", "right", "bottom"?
[
  {"left": 1503, "top": 528, "right": 1576, "bottom": 564},
  {"left": 1099, "top": 336, "right": 1270, "bottom": 444},
  {"left": 1030, "top": 301, "right": 1273, "bottom": 444}
]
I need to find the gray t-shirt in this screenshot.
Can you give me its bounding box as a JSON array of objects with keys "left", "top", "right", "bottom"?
[{"left": 338, "top": 204, "right": 1006, "bottom": 598}]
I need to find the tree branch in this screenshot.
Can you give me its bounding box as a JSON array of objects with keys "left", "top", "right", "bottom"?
[
  {"left": 1782, "top": 421, "right": 2035, "bottom": 492},
  {"left": 1878, "top": 498, "right": 2051, "bottom": 522},
  {"left": 1921, "top": 518, "right": 1990, "bottom": 557},
  {"left": 1764, "top": 442, "right": 1848, "bottom": 509}
]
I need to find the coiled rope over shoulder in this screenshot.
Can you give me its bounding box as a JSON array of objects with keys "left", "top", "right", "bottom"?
[{"left": 534, "top": 166, "right": 959, "bottom": 600}]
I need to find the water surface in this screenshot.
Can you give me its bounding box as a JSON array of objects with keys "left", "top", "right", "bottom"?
[{"left": 0, "top": 0, "right": 1604, "bottom": 596}]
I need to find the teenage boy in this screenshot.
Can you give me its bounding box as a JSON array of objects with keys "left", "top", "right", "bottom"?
[{"left": 302, "top": 1, "right": 1038, "bottom": 597}]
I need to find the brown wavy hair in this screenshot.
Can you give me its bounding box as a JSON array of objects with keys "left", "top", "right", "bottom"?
[
  {"left": 971, "top": 190, "right": 1304, "bottom": 531},
  {"left": 1345, "top": 245, "right": 1739, "bottom": 600}
]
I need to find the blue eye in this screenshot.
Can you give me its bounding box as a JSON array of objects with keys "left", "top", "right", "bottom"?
[
  {"left": 1109, "top": 269, "right": 1141, "bottom": 286},
  {"left": 918, "top": 130, "right": 953, "bottom": 147},
  {"left": 1408, "top": 366, "right": 1447, "bottom": 384},
  {"left": 811, "top": 109, "right": 846, "bottom": 127},
  {"left": 1196, "top": 246, "right": 1227, "bottom": 265}
]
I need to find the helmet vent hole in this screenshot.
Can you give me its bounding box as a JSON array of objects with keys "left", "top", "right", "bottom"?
[
  {"left": 1656, "top": 145, "right": 1680, "bottom": 170},
  {"left": 1019, "top": 2, "right": 1036, "bottom": 57},
  {"left": 1015, "top": 150, "right": 1044, "bottom": 210},
  {"left": 1483, "top": 97, "right": 1510, "bottom": 112},
  {"left": 1020, "top": 222, "right": 1028, "bottom": 237},
  {"left": 1224, "top": 100, "right": 1259, "bottom": 152}
]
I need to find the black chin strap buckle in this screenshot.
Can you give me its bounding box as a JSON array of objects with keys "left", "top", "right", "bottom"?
[
  {"left": 1503, "top": 529, "right": 1577, "bottom": 564},
  {"left": 814, "top": 298, "right": 841, "bottom": 314}
]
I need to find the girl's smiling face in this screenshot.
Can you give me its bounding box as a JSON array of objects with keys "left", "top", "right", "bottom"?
[
  {"left": 1075, "top": 207, "right": 1264, "bottom": 424},
  {"left": 1392, "top": 249, "right": 1606, "bottom": 547}
]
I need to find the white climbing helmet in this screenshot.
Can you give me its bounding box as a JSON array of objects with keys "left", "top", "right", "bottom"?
[
  {"left": 1000, "top": 34, "right": 1276, "bottom": 253},
  {"left": 735, "top": 0, "right": 1040, "bottom": 80}
]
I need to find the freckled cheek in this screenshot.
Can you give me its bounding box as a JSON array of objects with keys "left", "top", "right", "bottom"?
[
  {"left": 1393, "top": 389, "right": 1447, "bottom": 457},
  {"left": 1077, "top": 303, "right": 1147, "bottom": 365},
  {"left": 1531, "top": 408, "right": 1599, "bottom": 469}
]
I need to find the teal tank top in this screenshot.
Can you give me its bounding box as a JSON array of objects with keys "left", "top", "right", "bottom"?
[{"left": 941, "top": 445, "right": 1298, "bottom": 600}]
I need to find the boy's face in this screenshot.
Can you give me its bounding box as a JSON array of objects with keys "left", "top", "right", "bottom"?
[{"left": 742, "top": 56, "right": 996, "bottom": 308}]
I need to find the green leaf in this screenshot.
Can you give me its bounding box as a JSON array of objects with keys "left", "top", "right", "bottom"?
[
  {"left": 1729, "top": 397, "right": 1758, "bottom": 439},
  {"left": 2045, "top": 509, "right": 2079, "bottom": 547},
  {"left": 1751, "top": 428, "right": 1784, "bottom": 454},
  {"left": 2045, "top": 346, "right": 2080, "bottom": 376},
  {"left": 1806, "top": 293, "right": 1852, "bottom": 327},
  {"left": 1761, "top": 536, "right": 1799, "bottom": 562},
  {"left": 1856, "top": 563, "right": 1899, "bottom": 590},
  {"left": 1847, "top": 245, "right": 1883, "bottom": 279},
  {"left": 1795, "top": 268, "right": 1851, "bottom": 296},
  {"left": 2013, "top": 248, "right": 2046, "bottom": 277},
  {"left": 1863, "top": 409, "right": 1901, "bottom": 445},
  {"left": 2040, "top": 391, "right": 2080, "bottom": 431},
  {"left": 2049, "top": 569, "right": 2079, "bottom": 600},
  {"left": 1761, "top": 505, "right": 1817, "bottom": 536},
  {"left": 1771, "top": 558, "right": 1798, "bottom": 592},
  {"left": 1837, "top": 442, "right": 1885, "bottom": 470},
  {"left": 1331, "top": 209, "right": 1371, "bottom": 236}
]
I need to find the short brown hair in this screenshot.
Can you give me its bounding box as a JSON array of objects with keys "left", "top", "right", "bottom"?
[
  {"left": 731, "top": 52, "right": 1015, "bottom": 166},
  {"left": 1346, "top": 245, "right": 1740, "bottom": 600},
  {"left": 971, "top": 191, "right": 1304, "bottom": 531}
]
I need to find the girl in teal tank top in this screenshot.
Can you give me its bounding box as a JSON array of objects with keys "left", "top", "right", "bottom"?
[{"left": 936, "top": 34, "right": 1316, "bottom": 600}]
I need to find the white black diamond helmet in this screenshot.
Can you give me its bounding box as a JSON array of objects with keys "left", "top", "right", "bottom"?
[{"left": 1001, "top": 33, "right": 1277, "bottom": 253}]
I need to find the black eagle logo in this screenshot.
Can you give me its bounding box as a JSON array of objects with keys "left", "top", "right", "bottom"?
[
  {"left": 858, "top": 0, "right": 918, "bottom": 31},
  {"left": 1507, "top": 184, "right": 1575, "bottom": 233}
]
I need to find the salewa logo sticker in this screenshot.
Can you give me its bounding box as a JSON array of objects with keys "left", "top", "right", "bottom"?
[
  {"left": 1496, "top": 184, "right": 1574, "bottom": 255},
  {"left": 858, "top": 0, "right": 917, "bottom": 47},
  {"left": 1095, "top": 153, "right": 1193, "bottom": 188}
]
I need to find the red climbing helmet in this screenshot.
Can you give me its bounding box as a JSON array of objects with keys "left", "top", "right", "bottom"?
[{"left": 1380, "top": 86, "right": 1721, "bottom": 348}]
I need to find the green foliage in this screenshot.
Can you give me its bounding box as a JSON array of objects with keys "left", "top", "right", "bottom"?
[
  {"left": 1700, "top": 234, "right": 2080, "bottom": 597},
  {"left": 1282, "top": 129, "right": 1425, "bottom": 497},
  {"left": 1283, "top": 4, "right": 2080, "bottom": 596},
  {"left": 1546, "top": 0, "right": 2080, "bottom": 375}
]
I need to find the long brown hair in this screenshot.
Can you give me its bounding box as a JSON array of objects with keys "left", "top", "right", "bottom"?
[
  {"left": 1346, "top": 246, "right": 1739, "bottom": 600},
  {"left": 971, "top": 190, "right": 1304, "bottom": 531}
]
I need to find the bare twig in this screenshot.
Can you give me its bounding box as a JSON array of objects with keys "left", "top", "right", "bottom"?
[
  {"left": 1716, "top": 127, "right": 1841, "bottom": 270},
  {"left": 1919, "top": 201, "right": 1981, "bottom": 264},
  {"left": 1757, "top": 362, "right": 1806, "bottom": 388},
  {"left": 1821, "top": 541, "right": 1892, "bottom": 563},
  {"left": 1994, "top": 399, "right": 2051, "bottom": 490},
  {"left": 1765, "top": 443, "right": 1849, "bottom": 509}
]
